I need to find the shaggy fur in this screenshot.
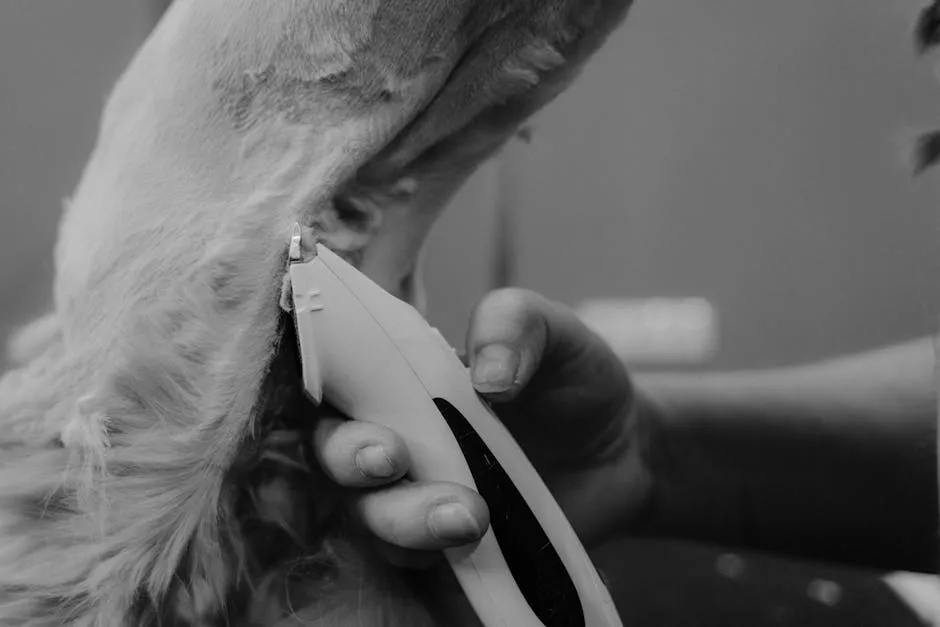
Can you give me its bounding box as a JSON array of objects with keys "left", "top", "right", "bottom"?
[{"left": 0, "top": 1, "right": 634, "bottom": 625}]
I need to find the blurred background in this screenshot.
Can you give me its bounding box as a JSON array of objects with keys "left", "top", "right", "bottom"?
[
  {"left": 423, "top": 0, "right": 940, "bottom": 370},
  {"left": 1, "top": 0, "right": 938, "bottom": 624}
]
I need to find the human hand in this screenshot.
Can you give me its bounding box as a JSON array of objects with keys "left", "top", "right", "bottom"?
[{"left": 313, "top": 288, "right": 656, "bottom": 568}]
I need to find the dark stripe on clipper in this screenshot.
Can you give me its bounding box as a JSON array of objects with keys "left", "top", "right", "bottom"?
[{"left": 433, "top": 398, "right": 585, "bottom": 627}]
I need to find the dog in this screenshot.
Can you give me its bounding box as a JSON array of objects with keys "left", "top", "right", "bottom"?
[{"left": 0, "top": 0, "right": 634, "bottom": 624}]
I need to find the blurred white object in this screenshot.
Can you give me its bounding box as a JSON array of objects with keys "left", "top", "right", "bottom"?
[
  {"left": 883, "top": 572, "right": 940, "bottom": 626},
  {"left": 575, "top": 298, "right": 717, "bottom": 366}
]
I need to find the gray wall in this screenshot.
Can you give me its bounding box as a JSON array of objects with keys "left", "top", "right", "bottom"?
[
  {"left": 0, "top": 1, "right": 152, "bottom": 364},
  {"left": 1, "top": 0, "right": 938, "bottom": 373},
  {"left": 425, "top": 0, "right": 940, "bottom": 369}
]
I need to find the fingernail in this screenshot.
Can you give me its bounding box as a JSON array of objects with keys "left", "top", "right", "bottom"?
[
  {"left": 428, "top": 502, "right": 481, "bottom": 542},
  {"left": 471, "top": 344, "right": 519, "bottom": 393},
  {"left": 355, "top": 445, "right": 395, "bottom": 479}
]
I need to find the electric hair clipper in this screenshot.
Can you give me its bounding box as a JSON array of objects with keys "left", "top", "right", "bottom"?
[{"left": 287, "top": 224, "right": 623, "bottom": 627}]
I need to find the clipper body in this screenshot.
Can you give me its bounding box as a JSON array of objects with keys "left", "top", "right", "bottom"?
[{"left": 288, "top": 232, "right": 623, "bottom": 627}]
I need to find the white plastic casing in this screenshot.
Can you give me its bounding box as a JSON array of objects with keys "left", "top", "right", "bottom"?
[{"left": 289, "top": 243, "right": 623, "bottom": 627}]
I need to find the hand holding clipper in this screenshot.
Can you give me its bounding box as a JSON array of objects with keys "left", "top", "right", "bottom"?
[{"left": 288, "top": 225, "right": 624, "bottom": 627}]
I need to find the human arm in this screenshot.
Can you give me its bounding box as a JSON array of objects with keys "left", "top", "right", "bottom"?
[
  {"left": 311, "top": 288, "right": 939, "bottom": 574},
  {"left": 633, "top": 338, "right": 939, "bottom": 573}
]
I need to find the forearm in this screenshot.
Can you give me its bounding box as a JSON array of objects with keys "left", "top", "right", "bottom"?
[{"left": 633, "top": 337, "right": 939, "bottom": 573}]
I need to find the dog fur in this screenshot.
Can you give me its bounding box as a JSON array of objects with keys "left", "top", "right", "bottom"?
[{"left": 0, "top": 1, "right": 634, "bottom": 624}]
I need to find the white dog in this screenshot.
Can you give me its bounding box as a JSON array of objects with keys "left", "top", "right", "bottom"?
[{"left": 0, "top": 1, "right": 633, "bottom": 625}]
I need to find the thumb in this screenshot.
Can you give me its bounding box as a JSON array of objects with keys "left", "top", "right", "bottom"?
[{"left": 464, "top": 289, "right": 553, "bottom": 402}]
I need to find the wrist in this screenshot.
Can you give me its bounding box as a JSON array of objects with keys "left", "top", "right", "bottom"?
[
  {"left": 548, "top": 392, "right": 657, "bottom": 549},
  {"left": 625, "top": 374, "right": 735, "bottom": 540},
  {"left": 621, "top": 382, "right": 671, "bottom": 536}
]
